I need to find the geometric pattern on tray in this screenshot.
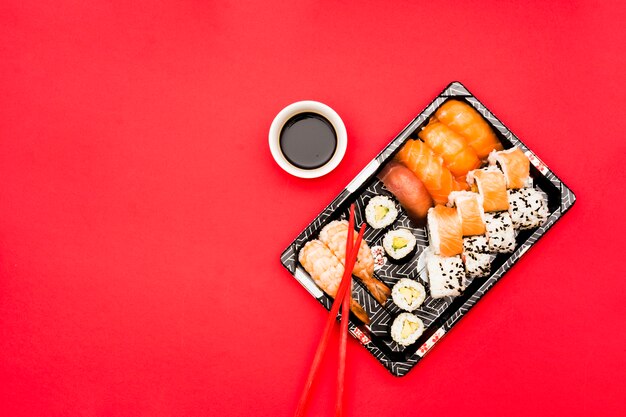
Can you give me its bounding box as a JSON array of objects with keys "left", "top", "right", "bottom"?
[{"left": 280, "top": 81, "right": 576, "bottom": 376}]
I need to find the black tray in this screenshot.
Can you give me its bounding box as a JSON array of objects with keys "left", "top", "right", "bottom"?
[{"left": 280, "top": 81, "right": 576, "bottom": 376}]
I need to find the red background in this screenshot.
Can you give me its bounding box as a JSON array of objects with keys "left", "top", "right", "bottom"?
[{"left": 1, "top": 1, "right": 625, "bottom": 416}]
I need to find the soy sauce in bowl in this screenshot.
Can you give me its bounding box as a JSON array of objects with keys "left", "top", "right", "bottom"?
[
  {"left": 269, "top": 101, "right": 347, "bottom": 178},
  {"left": 279, "top": 112, "right": 337, "bottom": 170}
]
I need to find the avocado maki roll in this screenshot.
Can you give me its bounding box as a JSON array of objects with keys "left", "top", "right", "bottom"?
[
  {"left": 391, "top": 313, "right": 424, "bottom": 346},
  {"left": 392, "top": 279, "right": 426, "bottom": 311},
  {"left": 365, "top": 195, "right": 398, "bottom": 229},
  {"left": 382, "top": 228, "right": 417, "bottom": 260}
]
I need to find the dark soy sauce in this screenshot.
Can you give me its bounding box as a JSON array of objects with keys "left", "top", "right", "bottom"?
[{"left": 279, "top": 112, "right": 337, "bottom": 170}]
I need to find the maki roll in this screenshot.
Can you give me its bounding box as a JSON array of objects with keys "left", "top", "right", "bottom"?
[
  {"left": 463, "top": 251, "right": 492, "bottom": 278},
  {"left": 484, "top": 211, "right": 516, "bottom": 253},
  {"left": 488, "top": 147, "right": 531, "bottom": 189},
  {"left": 383, "top": 229, "right": 417, "bottom": 261},
  {"left": 365, "top": 195, "right": 398, "bottom": 229},
  {"left": 427, "top": 205, "right": 463, "bottom": 257},
  {"left": 466, "top": 167, "right": 509, "bottom": 213},
  {"left": 463, "top": 235, "right": 489, "bottom": 253},
  {"left": 392, "top": 279, "right": 426, "bottom": 311},
  {"left": 426, "top": 251, "right": 466, "bottom": 298},
  {"left": 448, "top": 191, "right": 486, "bottom": 236},
  {"left": 507, "top": 188, "right": 549, "bottom": 230},
  {"left": 391, "top": 313, "right": 424, "bottom": 346}
]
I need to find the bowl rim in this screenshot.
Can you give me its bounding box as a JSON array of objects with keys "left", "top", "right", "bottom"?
[{"left": 268, "top": 100, "right": 347, "bottom": 178}]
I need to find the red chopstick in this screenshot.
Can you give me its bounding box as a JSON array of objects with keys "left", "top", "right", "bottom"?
[
  {"left": 335, "top": 211, "right": 355, "bottom": 417},
  {"left": 294, "top": 205, "right": 365, "bottom": 417}
]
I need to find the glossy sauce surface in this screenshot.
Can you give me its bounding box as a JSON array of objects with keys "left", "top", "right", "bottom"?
[{"left": 279, "top": 112, "right": 337, "bottom": 170}]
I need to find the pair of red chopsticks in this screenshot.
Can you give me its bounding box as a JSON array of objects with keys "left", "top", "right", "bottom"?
[{"left": 295, "top": 204, "right": 365, "bottom": 417}]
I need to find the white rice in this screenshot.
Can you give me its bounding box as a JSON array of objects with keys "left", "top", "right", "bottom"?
[
  {"left": 484, "top": 211, "right": 516, "bottom": 253},
  {"left": 390, "top": 313, "right": 424, "bottom": 346},
  {"left": 365, "top": 195, "right": 398, "bottom": 229},
  {"left": 426, "top": 251, "right": 465, "bottom": 299},
  {"left": 426, "top": 208, "right": 441, "bottom": 255},
  {"left": 391, "top": 279, "right": 426, "bottom": 311},
  {"left": 508, "top": 188, "right": 549, "bottom": 230},
  {"left": 463, "top": 235, "right": 489, "bottom": 253},
  {"left": 382, "top": 228, "right": 417, "bottom": 260},
  {"left": 463, "top": 251, "right": 492, "bottom": 278}
]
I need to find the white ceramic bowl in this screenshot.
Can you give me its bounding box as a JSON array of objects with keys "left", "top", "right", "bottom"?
[{"left": 269, "top": 101, "right": 347, "bottom": 178}]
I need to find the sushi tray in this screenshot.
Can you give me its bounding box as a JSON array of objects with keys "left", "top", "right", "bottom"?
[{"left": 280, "top": 81, "right": 576, "bottom": 376}]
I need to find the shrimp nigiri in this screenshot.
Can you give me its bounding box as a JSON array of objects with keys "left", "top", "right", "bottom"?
[
  {"left": 319, "top": 220, "right": 391, "bottom": 305},
  {"left": 427, "top": 205, "right": 463, "bottom": 257},
  {"left": 418, "top": 120, "right": 481, "bottom": 180},
  {"left": 395, "top": 139, "right": 464, "bottom": 205},
  {"left": 467, "top": 167, "right": 509, "bottom": 212},
  {"left": 448, "top": 191, "right": 486, "bottom": 236},
  {"left": 298, "top": 240, "right": 370, "bottom": 324},
  {"left": 435, "top": 99, "right": 503, "bottom": 159},
  {"left": 488, "top": 147, "right": 531, "bottom": 189}
]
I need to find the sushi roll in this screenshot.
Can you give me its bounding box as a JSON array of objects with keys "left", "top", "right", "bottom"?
[
  {"left": 488, "top": 147, "right": 531, "bottom": 189},
  {"left": 365, "top": 195, "right": 398, "bottom": 229},
  {"left": 391, "top": 279, "right": 426, "bottom": 311},
  {"left": 466, "top": 167, "right": 509, "bottom": 213},
  {"left": 448, "top": 191, "right": 486, "bottom": 236},
  {"left": 463, "top": 251, "right": 492, "bottom": 278},
  {"left": 507, "top": 188, "right": 549, "bottom": 230},
  {"left": 484, "top": 212, "right": 516, "bottom": 253},
  {"left": 382, "top": 229, "right": 417, "bottom": 261},
  {"left": 463, "top": 235, "right": 489, "bottom": 253},
  {"left": 426, "top": 251, "right": 465, "bottom": 298},
  {"left": 427, "top": 205, "right": 463, "bottom": 257},
  {"left": 391, "top": 313, "right": 424, "bottom": 346}
]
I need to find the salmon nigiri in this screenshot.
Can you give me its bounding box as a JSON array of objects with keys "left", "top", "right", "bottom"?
[
  {"left": 448, "top": 191, "right": 486, "bottom": 236},
  {"left": 488, "top": 147, "right": 531, "bottom": 189},
  {"left": 319, "top": 220, "right": 391, "bottom": 305},
  {"left": 298, "top": 240, "right": 370, "bottom": 324},
  {"left": 467, "top": 167, "right": 509, "bottom": 212},
  {"left": 435, "top": 99, "right": 503, "bottom": 159},
  {"left": 418, "top": 120, "right": 481, "bottom": 179},
  {"left": 377, "top": 161, "right": 433, "bottom": 226},
  {"left": 395, "top": 139, "right": 463, "bottom": 205},
  {"left": 427, "top": 205, "right": 463, "bottom": 257}
]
